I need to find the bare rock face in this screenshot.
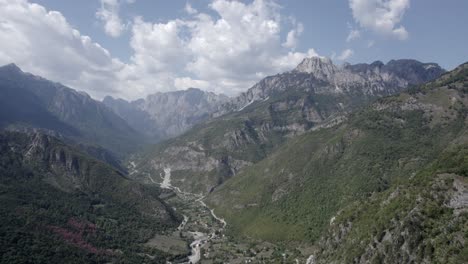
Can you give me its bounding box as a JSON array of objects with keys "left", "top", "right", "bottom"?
[
  {"left": 217, "top": 57, "right": 445, "bottom": 115},
  {"left": 103, "top": 88, "right": 229, "bottom": 141},
  {"left": 294, "top": 57, "right": 338, "bottom": 80}
]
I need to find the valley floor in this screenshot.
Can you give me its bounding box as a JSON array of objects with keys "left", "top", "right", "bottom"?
[{"left": 147, "top": 168, "right": 312, "bottom": 263}]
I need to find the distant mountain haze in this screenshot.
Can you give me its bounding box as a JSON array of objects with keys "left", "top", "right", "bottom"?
[
  {"left": 0, "top": 63, "right": 144, "bottom": 158},
  {"left": 103, "top": 88, "right": 229, "bottom": 141}
]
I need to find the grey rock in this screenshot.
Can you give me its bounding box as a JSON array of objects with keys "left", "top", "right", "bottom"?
[
  {"left": 0, "top": 63, "right": 143, "bottom": 157},
  {"left": 104, "top": 88, "right": 229, "bottom": 141},
  {"left": 216, "top": 57, "right": 445, "bottom": 115}
]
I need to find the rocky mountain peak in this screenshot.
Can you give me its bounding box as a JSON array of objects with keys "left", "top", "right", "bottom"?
[
  {"left": 294, "top": 56, "right": 338, "bottom": 80},
  {"left": 217, "top": 58, "right": 446, "bottom": 116},
  {"left": 1, "top": 63, "right": 21, "bottom": 71},
  {"left": 103, "top": 88, "right": 229, "bottom": 140},
  {"left": 0, "top": 63, "right": 25, "bottom": 78}
]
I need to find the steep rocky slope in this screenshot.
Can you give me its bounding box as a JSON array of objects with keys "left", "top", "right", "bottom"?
[
  {"left": 103, "top": 88, "right": 229, "bottom": 141},
  {"left": 132, "top": 58, "right": 445, "bottom": 194},
  {"left": 312, "top": 63, "right": 468, "bottom": 264},
  {"left": 0, "top": 63, "right": 145, "bottom": 157},
  {"left": 314, "top": 165, "right": 468, "bottom": 263},
  {"left": 206, "top": 62, "right": 468, "bottom": 258},
  {"left": 0, "top": 131, "right": 182, "bottom": 263},
  {"left": 216, "top": 58, "right": 445, "bottom": 115}
]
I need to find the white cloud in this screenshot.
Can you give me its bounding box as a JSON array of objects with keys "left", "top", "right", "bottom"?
[
  {"left": 346, "top": 29, "right": 361, "bottom": 42},
  {"left": 129, "top": 18, "right": 188, "bottom": 72},
  {"left": 127, "top": 0, "right": 316, "bottom": 95},
  {"left": 349, "top": 0, "right": 410, "bottom": 40},
  {"left": 184, "top": 3, "right": 198, "bottom": 15},
  {"left": 174, "top": 77, "right": 210, "bottom": 90},
  {"left": 273, "top": 49, "right": 319, "bottom": 69},
  {"left": 96, "top": 0, "right": 126, "bottom": 38},
  {"left": 283, "top": 22, "right": 303, "bottom": 49},
  {"left": 333, "top": 49, "right": 354, "bottom": 61},
  {"left": 0, "top": 0, "right": 124, "bottom": 99},
  {"left": 183, "top": 0, "right": 314, "bottom": 94},
  {"left": 0, "top": 0, "right": 317, "bottom": 100}
]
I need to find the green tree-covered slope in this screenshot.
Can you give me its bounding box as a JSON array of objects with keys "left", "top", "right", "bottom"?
[
  {"left": 206, "top": 62, "right": 468, "bottom": 255},
  {"left": 133, "top": 59, "right": 444, "bottom": 194},
  {"left": 0, "top": 132, "right": 183, "bottom": 263}
]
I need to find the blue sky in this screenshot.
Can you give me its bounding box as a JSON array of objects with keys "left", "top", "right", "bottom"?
[{"left": 1, "top": 0, "right": 467, "bottom": 99}]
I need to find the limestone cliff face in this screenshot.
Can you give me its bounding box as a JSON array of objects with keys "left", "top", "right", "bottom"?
[
  {"left": 103, "top": 88, "right": 229, "bottom": 141},
  {"left": 217, "top": 57, "right": 445, "bottom": 115}
]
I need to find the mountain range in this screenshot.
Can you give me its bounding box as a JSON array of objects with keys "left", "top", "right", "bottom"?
[
  {"left": 209, "top": 62, "right": 468, "bottom": 249},
  {"left": 131, "top": 58, "right": 446, "bottom": 193},
  {"left": 103, "top": 88, "right": 228, "bottom": 141},
  {"left": 0, "top": 63, "right": 144, "bottom": 158},
  {"left": 0, "top": 57, "right": 466, "bottom": 263},
  {"left": 0, "top": 131, "right": 182, "bottom": 263}
]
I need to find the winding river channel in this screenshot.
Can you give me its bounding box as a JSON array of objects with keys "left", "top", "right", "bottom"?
[
  {"left": 154, "top": 168, "right": 227, "bottom": 264},
  {"left": 145, "top": 167, "right": 314, "bottom": 263}
]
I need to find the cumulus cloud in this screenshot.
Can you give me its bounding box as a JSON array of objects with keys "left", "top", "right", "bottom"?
[
  {"left": 174, "top": 77, "right": 210, "bottom": 90},
  {"left": 184, "top": 3, "right": 198, "bottom": 15},
  {"left": 96, "top": 0, "right": 127, "bottom": 37},
  {"left": 0, "top": 0, "right": 317, "bottom": 99},
  {"left": 283, "top": 22, "right": 304, "bottom": 49},
  {"left": 346, "top": 29, "right": 361, "bottom": 42},
  {"left": 346, "top": 22, "right": 361, "bottom": 42},
  {"left": 0, "top": 0, "right": 124, "bottom": 98},
  {"left": 333, "top": 49, "right": 354, "bottom": 61},
  {"left": 349, "top": 0, "right": 410, "bottom": 40},
  {"left": 130, "top": 18, "right": 188, "bottom": 72},
  {"left": 123, "top": 0, "right": 318, "bottom": 96}
]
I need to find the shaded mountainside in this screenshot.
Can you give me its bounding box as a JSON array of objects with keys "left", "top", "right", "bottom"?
[
  {"left": 0, "top": 131, "right": 183, "bottom": 263},
  {"left": 132, "top": 58, "right": 445, "bottom": 194},
  {"left": 206, "top": 63, "right": 468, "bottom": 261},
  {"left": 103, "top": 88, "right": 229, "bottom": 141},
  {"left": 0, "top": 64, "right": 145, "bottom": 157}
]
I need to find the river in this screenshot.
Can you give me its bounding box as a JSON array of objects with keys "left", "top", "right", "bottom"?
[
  {"left": 154, "top": 167, "right": 227, "bottom": 264},
  {"left": 146, "top": 166, "right": 311, "bottom": 263}
]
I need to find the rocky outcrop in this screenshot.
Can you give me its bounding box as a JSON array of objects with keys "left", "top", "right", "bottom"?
[
  {"left": 217, "top": 57, "right": 445, "bottom": 115},
  {"left": 314, "top": 173, "right": 467, "bottom": 264},
  {"left": 294, "top": 57, "right": 338, "bottom": 79}
]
